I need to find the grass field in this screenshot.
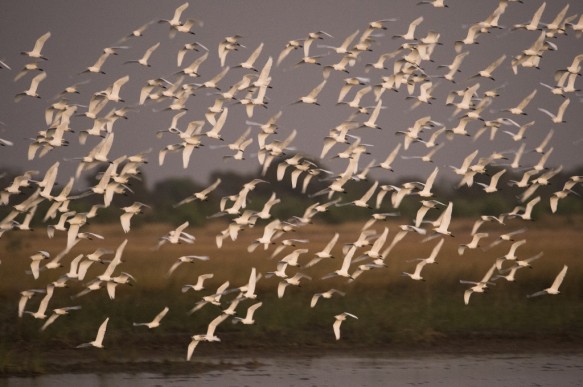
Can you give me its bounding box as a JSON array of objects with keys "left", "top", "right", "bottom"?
[{"left": 0, "top": 215, "right": 582, "bottom": 374}]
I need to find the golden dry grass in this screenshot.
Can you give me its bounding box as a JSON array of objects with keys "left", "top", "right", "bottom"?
[{"left": 0, "top": 215, "right": 582, "bottom": 373}]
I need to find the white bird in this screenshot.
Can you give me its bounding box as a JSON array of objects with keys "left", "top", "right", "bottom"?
[
  {"left": 333, "top": 312, "right": 358, "bottom": 340},
  {"left": 77, "top": 317, "right": 109, "bottom": 348},
  {"left": 337, "top": 180, "right": 378, "bottom": 209},
  {"left": 277, "top": 38, "right": 304, "bottom": 66},
  {"left": 461, "top": 263, "right": 497, "bottom": 305},
  {"left": 266, "top": 261, "right": 290, "bottom": 280},
  {"left": 311, "top": 289, "right": 346, "bottom": 308},
  {"left": 471, "top": 54, "right": 506, "bottom": 81},
  {"left": 550, "top": 178, "right": 581, "bottom": 213},
  {"left": 94, "top": 240, "right": 127, "bottom": 285},
  {"left": 14, "top": 62, "right": 44, "bottom": 82},
  {"left": 187, "top": 313, "right": 228, "bottom": 360},
  {"left": 204, "top": 313, "right": 229, "bottom": 342},
  {"left": 18, "top": 288, "right": 46, "bottom": 318},
  {"left": 402, "top": 259, "right": 428, "bottom": 281},
  {"left": 458, "top": 233, "right": 488, "bottom": 255},
  {"left": 241, "top": 267, "right": 259, "bottom": 300},
  {"left": 294, "top": 80, "right": 327, "bottom": 105},
  {"left": 42, "top": 239, "right": 80, "bottom": 273},
  {"left": 120, "top": 202, "right": 150, "bottom": 233},
  {"left": 40, "top": 306, "right": 82, "bottom": 331},
  {"left": 527, "top": 265, "right": 568, "bottom": 298},
  {"left": 417, "top": 0, "right": 448, "bottom": 8},
  {"left": 277, "top": 272, "right": 311, "bottom": 298},
  {"left": 189, "top": 281, "right": 230, "bottom": 314},
  {"left": 494, "top": 252, "right": 543, "bottom": 282},
  {"left": 234, "top": 42, "right": 264, "bottom": 71},
  {"left": 373, "top": 143, "right": 401, "bottom": 171},
  {"left": 393, "top": 16, "right": 424, "bottom": 40},
  {"left": 532, "top": 129, "right": 554, "bottom": 155},
  {"left": 218, "top": 35, "right": 244, "bottom": 67},
  {"left": 120, "top": 20, "right": 153, "bottom": 41},
  {"left": 279, "top": 248, "right": 309, "bottom": 267},
  {"left": 159, "top": 2, "right": 189, "bottom": 27},
  {"left": 65, "top": 212, "right": 89, "bottom": 250},
  {"left": 247, "top": 219, "right": 282, "bottom": 252},
  {"left": 509, "top": 196, "right": 541, "bottom": 221},
  {"left": 432, "top": 201, "right": 454, "bottom": 237},
  {"left": 176, "top": 41, "right": 208, "bottom": 67},
  {"left": 255, "top": 192, "right": 280, "bottom": 220},
  {"left": 504, "top": 89, "right": 537, "bottom": 115},
  {"left": 233, "top": 302, "right": 263, "bottom": 325},
  {"left": 124, "top": 42, "right": 160, "bottom": 67},
  {"left": 75, "top": 248, "right": 112, "bottom": 281},
  {"left": 305, "top": 233, "right": 340, "bottom": 268},
  {"left": 513, "top": 2, "right": 546, "bottom": 31},
  {"left": 476, "top": 169, "right": 506, "bottom": 193},
  {"left": 495, "top": 239, "right": 527, "bottom": 270},
  {"left": 417, "top": 166, "right": 439, "bottom": 198},
  {"left": 97, "top": 75, "right": 130, "bottom": 103},
  {"left": 15, "top": 71, "right": 47, "bottom": 102},
  {"left": 410, "top": 238, "right": 445, "bottom": 266},
  {"left": 454, "top": 23, "right": 482, "bottom": 53},
  {"left": 157, "top": 221, "right": 195, "bottom": 248},
  {"left": 170, "top": 18, "right": 199, "bottom": 37},
  {"left": 21, "top": 32, "right": 51, "bottom": 60},
  {"left": 538, "top": 98, "right": 570, "bottom": 124},
  {"left": 322, "top": 245, "right": 357, "bottom": 280},
  {"left": 204, "top": 107, "right": 228, "bottom": 141},
  {"left": 166, "top": 255, "right": 209, "bottom": 277},
  {"left": 485, "top": 228, "right": 527, "bottom": 251},
  {"left": 354, "top": 227, "right": 389, "bottom": 263},
  {"left": 133, "top": 306, "right": 170, "bottom": 329},
  {"left": 29, "top": 250, "right": 50, "bottom": 279},
  {"left": 182, "top": 273, "right": 214, "bottom": 293},
  {"left": 438, "top": 51, "right": 469, "bottom": 83}
]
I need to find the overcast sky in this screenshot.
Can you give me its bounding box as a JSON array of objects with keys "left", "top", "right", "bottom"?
[{"left": 1, "top": 0, "right": 582, "bottom": 189}]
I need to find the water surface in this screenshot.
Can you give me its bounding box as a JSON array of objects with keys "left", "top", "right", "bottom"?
[{"left": 6, "top": 353, "right": 583, "bottom": 386}]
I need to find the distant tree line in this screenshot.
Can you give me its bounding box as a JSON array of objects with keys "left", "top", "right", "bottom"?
[{"left": 1, "top": 158, "right": 582, "bottom": 228}]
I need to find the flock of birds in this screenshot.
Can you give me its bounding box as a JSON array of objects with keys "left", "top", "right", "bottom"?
[{"left": 1, "top": 0, "right": 583, "bottom": 361}]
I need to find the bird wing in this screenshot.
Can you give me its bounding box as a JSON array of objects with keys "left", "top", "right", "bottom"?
[
  {"left": 550, "top": 265, "right": 568, "bottom": 292},
  {"left": 40, "top": 313, "right": 60, "bottom": 331},
  {"left": 463, "top": 289, "right": 473, "bottom": 305},
  {"left": 516, "top": 89, "right": 537, "bottom": 110},
  {"left": 153, "top": 306, "right": 170, "bottom": 324},
  {"left": 323, "top": 233, "right": 340, "bottom": 254},
  {"left": 246, "top": 267, "right": 257, "bottom": 296},
  {"left": 527, "top": 290, "right": 548, "bottom": 298},
  {"left": 206, "top": 313, "right": 228, "bottom": 337},
  {"left": 310, "top": 294, "right": 321, "bottom": 308},
  {"left": 340, "top": 245, "right": 356, "bottom": 273},
  {"left": 187, "top": 337, "right": 200, "bottom": 361},
  {"left": 94, "top": 317, "right": 110, "bottom": 346},
  {"left": 120, "top": 212, "right": 133, "bottom": 233},
  {"left": 480, "top": 263, "right": 497, "bottom": 283},
  {"left": 143, "top": 42, "right": 160, "bottom": 61},
  {"left": 168, "top": 2, "right": 189, "bottom": 24},
  {"left": 29, "top": 72, "right": 47, "bottom": 94},
  {"left": 277, "top": 281, "right": 288, "bottom": 298},
  {"left": 307, "top": 80, "right": 327, "bottom": 99},
  {"left": 429, "top": 238, "right": 445, "bottom": 261},
  {"left": 246, "top": 302, "right": 263, "bottom": 320},
  {"left": 333, "top": 319, "right": 342, "bottom": 340}
]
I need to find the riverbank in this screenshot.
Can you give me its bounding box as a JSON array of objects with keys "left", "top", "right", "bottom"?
[{"left": 1, "top": 217, "right": 582, "bottom": 376}]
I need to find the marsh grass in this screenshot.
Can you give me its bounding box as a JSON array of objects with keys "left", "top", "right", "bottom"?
[{"left": 0, "top": 216, "right": 582, "bottom": 373}]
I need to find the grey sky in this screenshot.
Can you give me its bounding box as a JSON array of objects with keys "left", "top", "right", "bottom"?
[{"left": 1, "top": 0, "right": 582, "bottom": 189}]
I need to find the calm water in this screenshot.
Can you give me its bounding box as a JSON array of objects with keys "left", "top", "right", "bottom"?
[{"left": 5, "top": 354, "right": 583, "bottom": 387}]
